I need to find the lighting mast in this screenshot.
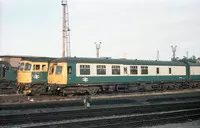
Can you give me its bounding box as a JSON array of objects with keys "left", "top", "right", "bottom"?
[{"left": 61, "top": 0, "right": 71, "bottom": 57}]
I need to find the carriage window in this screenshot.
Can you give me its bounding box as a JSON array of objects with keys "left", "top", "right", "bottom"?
[
  {"left": 112, "top": 65, "right": 120, "bottom": 75},
  {"left": 141, "top": 66, "right": 148, "bottom": 74},
  {"left": 56, "top": 66, "right": 63, "bottom": 74},
  {"left": 80, "top": 65, "right": 90, "bottom": 75},
  {"left": 97, "top": 65, "right": 106, "bottom": 75},
  {"left": 49, "top": 66, "right": 54, "bottom": 74},
  {"left": 130, "top": 66, "right": 138, "bottom": 74},
  {"left": 42, "top": 65, "right": 47, "bottom": 71},
  {"left": 157, "top": 68, "right": 160, "bottom": 74},
  {"left": 25, "top": 63, "right": 32, "bottom": 71},
  {"left": 68, "top": 66, "right": 72, "bottom": 74},
  {"left": 19, "top": 62, "right": 24, "bottom": 70},
  {"left": 33, "top": 65, "right": 40, "bottom": 70},
  {"left": 169, "top": 68, "right": 172, "bottom": 74}
]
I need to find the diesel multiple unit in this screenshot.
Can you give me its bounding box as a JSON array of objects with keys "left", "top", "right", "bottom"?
[{"left": 1, "top": 56, "right": 200, "bottom": 95}]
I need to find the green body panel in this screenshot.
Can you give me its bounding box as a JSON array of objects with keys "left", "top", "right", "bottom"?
[
  {"left": 67, "top": 63, "right": 76, "bottom": 84},
  {"left": 31, "top": 72, "right": 48, "bottom": 84},
  {"left": 0, "top": 61, "right": 17, "bottom": 83},
  {"left": 190, "top": 75, "right": 200, "bottom": 81},
  {"left": 68, "top": 75, "right": 186, "bottom": 85}
]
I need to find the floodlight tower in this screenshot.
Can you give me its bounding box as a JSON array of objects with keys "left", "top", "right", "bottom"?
[
  {"left": 95, "top": 42, "right": 102, "bottom": 58},
  {"left": 61, "top": 0, "right": 71, "bottom": 57},
  {"left": 171, "top": 45, "right": 177, "bottom": 60},
  {"left": 186, "top": 51, "right": 189, "bottom": 59},
  {"left": 157, "top": 50, "right": 159, "bottom": 61}
]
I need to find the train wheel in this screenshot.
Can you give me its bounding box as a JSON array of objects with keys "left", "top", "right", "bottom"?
[
  {"left": 87, "top": 87, "right": 100, "bottom": 95},
  {"left": 17, "top": 85, "right": 25, "bottom": 94}
]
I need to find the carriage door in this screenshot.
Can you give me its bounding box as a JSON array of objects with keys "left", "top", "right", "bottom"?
[{"left": 67, "top": 63, "right": 74, "bottom": 84}]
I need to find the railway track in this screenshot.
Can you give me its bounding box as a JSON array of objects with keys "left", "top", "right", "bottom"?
[
  {"left": 35, "top": 108, "right": 200, "bottom": 128},
  {"left": 1, "top": 88, "right": 200, "bottom": 105},
  {"left": 1, "top": 100, "right": 200, "bottom": 127}
]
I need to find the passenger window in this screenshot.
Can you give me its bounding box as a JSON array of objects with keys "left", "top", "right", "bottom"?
[
  {"left": 56, "top": 66, "right": 63, "bottom": 74},
  {"left": 141, "top": 66, "right": 148, "bottom": 74},
  {"left": 157, "top": 68, "right": 159, "bottom": 74},
  {"left": 130, "top": 66, "right": 138, "bottom": 74},
  {"left": 80, "top": 65, "right": 90, "bottom": 75},
  {"left": 33, "top": 64, "right": 40, "bottom": 70},
  {"left": 112, "top": 65, "right": 120, "bottom": 75},
  {"left": 42, "top": 65, "right": 46, "bottom": 71},
  {"left": 97, "top": 65, "right": 106, "bottom": 75},
  {"left": 169, "top": 68, "right": 172, "bottom": 74},
  {"left": 68, "top": 66, "right": 72, "bottom": 74}
]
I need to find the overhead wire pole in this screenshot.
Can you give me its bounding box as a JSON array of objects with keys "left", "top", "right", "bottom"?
[
  {"left": 95, "top": 42, "right": 102, "bottom": 58},
  {"left": 171, "top": 45, "right": 177, "bottom": 60},
  {"left": 66, "top": 1, "right": 71, "bottom": 57},
  {"left": 61, "top": 0, "right": 71, "bottom": 57},
  {"left": 157, "top": 50, "right": 159, "bottom": 61}
]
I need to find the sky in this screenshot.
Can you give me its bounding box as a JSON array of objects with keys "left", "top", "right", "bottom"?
[{"left": 0, "top": 0, "right": 200, "bottom": 60}]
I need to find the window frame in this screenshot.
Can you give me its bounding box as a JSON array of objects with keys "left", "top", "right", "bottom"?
[
  {"left": 130, "top": 66, "right": 138, "bottom": 75},
  {"left": 24, "top": 63, "right": 32, "bottom": 71},
  {"left": 141, "top": 66, "right": 148, "bottom": 75},
  {"left": 42, "top": 64, "right": 47, "bottom": 71},
  {"left": 19, "top": 62, "right": 24, "bottom": 71},
  {"left": 112, "top": 65, "right": 120, "bottom": 75},
  {"left": 55, "top": 66, "right": 63, "bottom": 74},
  {"left": 80, "top": 65, "right": 90, "bottom": 75},
  {"left": 156, "top": 67, "right": 160, "bottom": 74},
  {"left": 49, "top": 66, "right": 55, "bottom": 75},
  {"left": 96, "top": 65, "right": 106, "bottom": 75},
  {"left": 169, "top": 68, "right": 172, "bottom": 74},
  {"left": 68, "top": 66, "right": 72, "bottom": 74},
  {"left": 33, "top": 64, "right": 40, "bottom": 71}
]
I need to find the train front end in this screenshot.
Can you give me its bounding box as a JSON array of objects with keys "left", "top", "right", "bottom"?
[
  {"left": 17, "top": 60, "right": 49, "bottom": 95},
  {"left": 48, "top": 62, "right": 68, "bottom": 95}
]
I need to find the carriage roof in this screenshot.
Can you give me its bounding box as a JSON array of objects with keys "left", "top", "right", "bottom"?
[{"left": 51, "top": 57, "right": 186, "bottom": 66}]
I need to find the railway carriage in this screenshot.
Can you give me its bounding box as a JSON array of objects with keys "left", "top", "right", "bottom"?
[
  {"left": 47, "top": 57, "right": 195, "bottom": 95},
  {"left": 188, "top": 62, "right": 200, "bottom": 87},
  {"left": 0, "top": 61, "right": 17, "bottom": 93},
  {"left": 17, "top": 57, "right": 56, "bottom": 94}
]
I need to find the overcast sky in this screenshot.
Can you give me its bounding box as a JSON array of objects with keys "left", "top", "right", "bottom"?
[{"left": 0, "top": 0, "right": 200, "bottom": 60}]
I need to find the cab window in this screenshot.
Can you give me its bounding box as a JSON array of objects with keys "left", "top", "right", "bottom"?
[
  {"left": 56, "top": 66, "right": 63, "bottom": 74},
  {"left": 19, "top": 62, "right": 24, "bottom": 70},
  {"left": 25, "top": 63, "right": 32, "bottom": 71},
  {"left": 49, "top": 66, "right": 55, "bottom": 74}
]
